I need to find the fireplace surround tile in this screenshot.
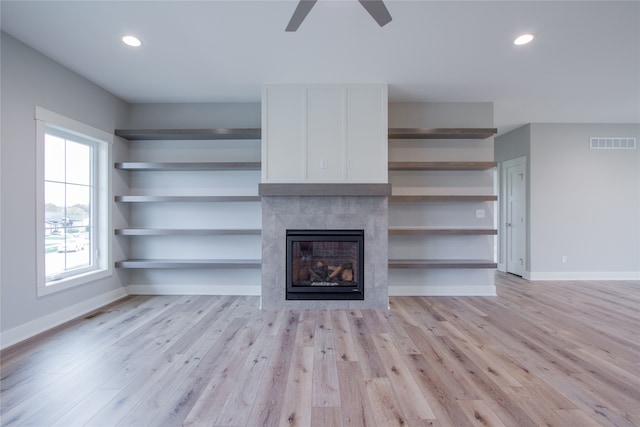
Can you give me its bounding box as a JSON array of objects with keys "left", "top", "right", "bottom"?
[{"left": 261, "top": 196, "right": 389, "bottom": 309}]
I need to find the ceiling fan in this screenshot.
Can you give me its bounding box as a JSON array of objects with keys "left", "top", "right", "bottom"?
[{"left": 286, "top": 0, "right": 392, "bottom": 32}]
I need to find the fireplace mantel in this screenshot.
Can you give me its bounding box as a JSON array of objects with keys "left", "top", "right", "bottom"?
[{"left": 258, "top": 183, "right": 391, "bottom": 197}]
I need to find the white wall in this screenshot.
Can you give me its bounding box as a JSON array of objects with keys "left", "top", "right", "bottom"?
[
  {"left": 495, "top": 122, "right": 640, "bottom": 279},
  {"left": 0, "top": 33, "right": 129, "bottom": 346}
]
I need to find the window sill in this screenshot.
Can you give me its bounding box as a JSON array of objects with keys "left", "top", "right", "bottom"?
[{"left": 38, "top": 268, "right": 112, "bottom": 297}]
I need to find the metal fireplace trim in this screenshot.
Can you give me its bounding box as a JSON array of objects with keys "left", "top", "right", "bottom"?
[{"left": 286, "top": 229, "right": 365, "bottom": 301}]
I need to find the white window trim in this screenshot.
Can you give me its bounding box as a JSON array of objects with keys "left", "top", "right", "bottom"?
[{"left": 35, "top": 107, "right": 113, "bottom": 296}]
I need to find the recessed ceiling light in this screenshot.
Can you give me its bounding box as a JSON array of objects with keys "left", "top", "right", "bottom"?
[
  {"left": 122, "top": 35, "right": 142, "bottom": 47},
  {"left": 514, "top": 34, "right": 534, "bottom": 46}
]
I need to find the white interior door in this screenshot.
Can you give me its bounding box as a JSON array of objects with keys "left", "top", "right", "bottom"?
[{"left": 504, "top": 158, "right": 526, "bottom": 276}]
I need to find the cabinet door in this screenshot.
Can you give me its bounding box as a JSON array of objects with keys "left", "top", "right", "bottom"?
[
  {"left": 345, "top": 86, "right": 387, "bottom": 182},
  {"left": 262, "top": 86, "right": 305, "bottom": 182},
  {"left": 262, "top": 84, "right": 387, "bottom": 183}
]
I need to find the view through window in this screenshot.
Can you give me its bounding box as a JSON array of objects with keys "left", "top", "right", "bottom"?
[{"left": 44, "top": 132, "right": 95, "bottom": 281}]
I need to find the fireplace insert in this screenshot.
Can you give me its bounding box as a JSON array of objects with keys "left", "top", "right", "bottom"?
[{"left": 286, "top": 229, "right": 364, "bottom": 300}]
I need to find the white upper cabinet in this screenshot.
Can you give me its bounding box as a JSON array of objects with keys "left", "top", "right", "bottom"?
[{"left": 262, "top": 84, "right": 388, "bottom": 183}]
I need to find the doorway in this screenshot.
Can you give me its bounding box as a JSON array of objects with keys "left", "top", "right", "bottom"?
[{"left": 501, "top": 157, "right": 527, "bottom": 277}]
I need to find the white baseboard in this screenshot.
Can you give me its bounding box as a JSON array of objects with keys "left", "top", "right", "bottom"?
[
  {"left": 0, "top": 287, "right": 128, "bottom": 350},
  {"left": 389, "top": 285, "right": 497, "bottom": 296},
  {"left": 525, "top": 271, "right": 640, "bottom": 281},
  {"left": 126, "top": 284, "right": 261, "bottom": 296}
]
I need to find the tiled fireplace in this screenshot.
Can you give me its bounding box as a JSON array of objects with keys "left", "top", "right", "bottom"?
[{"left": 260, "top": 186, "right": 389, "bottom": 309}]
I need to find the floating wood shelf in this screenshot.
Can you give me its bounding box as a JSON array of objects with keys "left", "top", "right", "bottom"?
[
  {"left": 388, "top": 259, "right": 498, "bottom": 269},
  {"left": 115, "top": 127, "right": 496, "bottom": 141},
  {"left": 389, "top": 195, "right": 498, "bottom": 202},
  {"left": 388, "top": 161, "right": 497, "bottom": 171},
  {"left": 388, "top": 128, "right": 497, "bottom": 140},
  {"left": 115, "top": 128, "right": 261, "bottom": 141},
  {"left": 115, "top": 228, "right": 261, "bottom": 236},
  {"left": 115, "top": 195, "right": 261, "bottom": 203},
  {"left": 389, "top": 228, "right": 498, "bottom": 236},
  {"left": 115, "top": 259, "right": 262, "bottom": 269},
  {"left": 115, "top": 162, "right": 261, "bottom": 171}
]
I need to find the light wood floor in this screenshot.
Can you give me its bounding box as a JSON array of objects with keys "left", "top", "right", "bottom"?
[{"left": 1, "top": 272, "right": 639, "bottom": 426}]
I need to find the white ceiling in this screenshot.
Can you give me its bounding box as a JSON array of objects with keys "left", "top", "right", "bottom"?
[{"left": 1, "top": 0, "right": 639, "bottom": 133}]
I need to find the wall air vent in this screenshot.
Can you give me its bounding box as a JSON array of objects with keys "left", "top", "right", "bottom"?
[{"left": 590, "top": 137, "right": 636, "bottom": 150}]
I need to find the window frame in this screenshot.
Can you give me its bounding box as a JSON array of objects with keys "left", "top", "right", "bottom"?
[{"left": 35, "top": 107, "right": 113, "bottom": 296}]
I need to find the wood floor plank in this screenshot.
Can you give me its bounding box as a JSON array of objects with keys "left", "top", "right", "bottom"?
[
  {"left": 403, "top": 353, "right": 477, "bottom": 427},
  {"left": 457, "top": 399, "right": 508, "bottom": 427},
  {"left": 330, "top": 310, "right": 359, "bottom": 362},
  {"left": 433, "top": 334, "right": 537, "bottom": 426},
  {"left": 50, "top": 388, "right": 121, "bottom": 427},
  {"left": 436, "top": 321, "right": 524, "bottom": 389},
  {"left": 365, "top": 377, "right": 409, "bottom": 426},
  {"left": 403, "top": 324, "right": 481, "bottom": 401},
  {"left": 312, "top": 310, "right": 341, "bottom": 408},
  {"left": 117, "top": 317, "right": 249, "bottom": 426},
  {"left": 243, "top": 310, "right": 300, "bottom": 427},
  {"left": 311, "top": 406, "right": 344, "bottom": 427},
  {"left": 2, "top": 272, "right": 638, "bottom": 427},
  {"left": 346, "top": 312, "right": 388, "bottom": 379},
  {"left": 155, "top": 315, "right": 262, "bottom": 427},
  {"left": 335, "top": 361, "right": 378, "bottom": 427},
  {"left": 278, "top": 345, "right": 314, "bottom": 427},
  {"left": 179, "top": 316, "right": 259, "bottom": 426},
  {"left": 377, "top": 307, "right": 421, "bottom": 355},
  {"left": 212, "top": 333, "right": 275, "bottom": 427},
  {"left": 372, "top": 332, "right": 436, "bottom": 421}
]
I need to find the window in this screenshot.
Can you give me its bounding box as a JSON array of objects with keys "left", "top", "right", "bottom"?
[{"left": 36, "top": 107, "right": 112, "bottom": 295}]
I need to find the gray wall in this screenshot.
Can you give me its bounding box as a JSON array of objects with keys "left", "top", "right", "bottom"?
[
  {"left": 496, "top": 122, "right": 640, "bottom": 278},
  {"left": 495, "top": 125, "right": 531, "bottom": 269},
  {"left": 495, "top": 124, "right": 530, "bottom": 164},
  {"left": 126, "top": 103, "right": 261, "bottom": 129},
  {"left": 530, "top": 123, "right": 639, "bottom": 277},
  {"left": 1, "top": 33, "right": 129, "bottom": 338}
]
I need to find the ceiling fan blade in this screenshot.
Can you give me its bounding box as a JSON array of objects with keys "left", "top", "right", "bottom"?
[
  {"left": 358, "top": 0, "right": 392, "bottom": 27},
  {"left": 286, "top": 0, "right": 318, "bottom": 32}
]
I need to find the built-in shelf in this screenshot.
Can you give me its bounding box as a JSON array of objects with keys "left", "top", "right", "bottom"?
[
  {"left": 115, "top": 128, "right": 261, "bottom": 141},
  {"left": 115, "top": 127, "right": 496, "bottom": 141},
  {"left": 115, "top": 195, "right": 261, "bottom": 203},
  {"left": 115, "top": 259, "right": 262, "bottom": 269},
  {"left": 388, "top": 128, "right": 497, "bottom": 140},
  {"left": 112, "top": 127, "right": 499, "bottom": 279},
  {"left": 387, "top": 124, "right": 497, "bottom": 275},
  {"left": 388, "top": 161, "right": 497, "bottom": 171},
  {"left": 113, "top": 127, "right": 263, "bottom": 276},
  {"left": 115, "top": 228, "right": 261, "bottom": 236},
  {"left": 115, "top": 162, "right": 261, "bottom": 171},
  {"left": 388, "top": 259, "right": 498, "bottom": 269},
  {"left": 389, "top": 227, "right": 497, "bottom": 236},
  {"left": 389, "top": 195, "right": 498, "bottom": 202}
]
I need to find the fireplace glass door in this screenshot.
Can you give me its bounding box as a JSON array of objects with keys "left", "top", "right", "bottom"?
[{"left": 286, "top": 229, "right": 364, "bottom": 300}]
